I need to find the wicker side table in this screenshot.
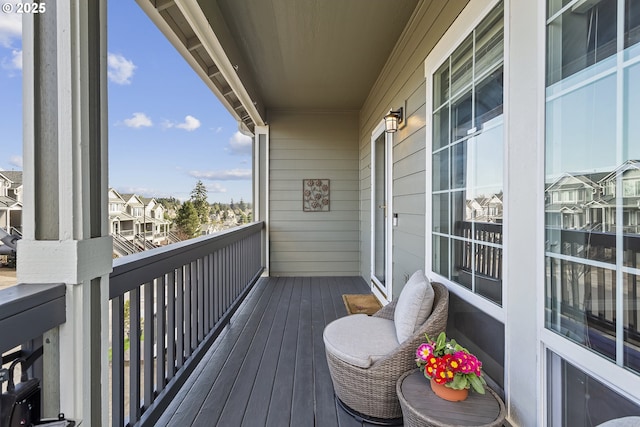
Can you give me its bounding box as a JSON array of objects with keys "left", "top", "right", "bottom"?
[{"left": 397, "top": 369, "right": 506, "bottom": 427}]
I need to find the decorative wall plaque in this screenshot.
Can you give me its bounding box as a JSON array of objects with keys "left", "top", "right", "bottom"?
[{"left": 303, "top": 179, "right": 330, "bottom": 212}]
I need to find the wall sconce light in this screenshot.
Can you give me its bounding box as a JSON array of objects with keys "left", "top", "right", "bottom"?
[{"left": 384, "top": 107, "right": 403, "bottom": 133}]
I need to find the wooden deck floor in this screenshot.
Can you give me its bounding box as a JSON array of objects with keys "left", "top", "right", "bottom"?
[{"left": 156, "top": 275, "right": 386, "bottom": 427}]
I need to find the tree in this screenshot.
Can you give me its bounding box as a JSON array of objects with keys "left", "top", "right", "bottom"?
[
  {"left": 190, "top": 180, "right": 210, "bottom": 223},
  {"left": 156, "top": 196, "right": 180, "bottom": 211},
  {"left": 238, "top": 198, "right": 247, "bottom": 211},
  {"left": 174, "top": 201, "right": 200, "bottom": 239}
]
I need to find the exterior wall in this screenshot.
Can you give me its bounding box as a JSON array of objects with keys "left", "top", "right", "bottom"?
[
  {"left": 390, "top": 81, "right": 427, "bottom": 299},
  {"left": 360, "top": 0, "right": 640, "bottom": 425},
  {"left": 268, "top": 110, "right": 360, "bottom": 276},
  {"left": 358, "top": 0, "right": 470, "bottom": 294}
]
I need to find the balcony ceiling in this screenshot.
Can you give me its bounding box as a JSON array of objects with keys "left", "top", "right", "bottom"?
[
  {"left": 139, "top": 0, "right": 420, "bottom": 130},
  {"left": 213, "top": 0, "right": 420, "bottom": 111}
]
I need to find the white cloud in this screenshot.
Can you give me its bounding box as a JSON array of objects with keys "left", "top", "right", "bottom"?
[
  {"left": 116, "top": 186, "right": 154, "bottom": 197},
  {"left": 188, "top": 169, "right": 252, "bottom": 181},
  {"left": 107, "top": 53, "right": 136, "bottom": 85},
  {"left": 206, "top": 182, "right": 227, "bottom": 193},
  {"left": 163, "top": 115, "right": 201, "bottom": 131},
  {"left": 226, "top": 131, "right": 252, "bottom": 155},
  {"left": 174, "top": 115, "right": 201, "bottom": 131},
  {"left": 215, "top": 127, "right": 223, "bottom": 133},
  {"left": 10, "top": 49, "right": 21, "bottom": 69},
  {"left": 123, "top": 112, "right": 152, "bottom": 128},
  {"left": 9, "top": 155, "right": 22, "bottom": 168},
  {"left": 0, "top": 12, "right": 21, "bottom": 48},
  {"left": 1, "top": 49, "right": 22, "bottom": 71}
]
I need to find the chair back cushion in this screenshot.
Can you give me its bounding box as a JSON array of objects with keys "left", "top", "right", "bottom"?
[{"left": 394, "top": 270, "right": 435, "bottom": 343}]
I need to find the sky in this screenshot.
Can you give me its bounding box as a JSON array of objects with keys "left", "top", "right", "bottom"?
[{"left": 0, "top": 1, "right": 253, "bottom": 203}]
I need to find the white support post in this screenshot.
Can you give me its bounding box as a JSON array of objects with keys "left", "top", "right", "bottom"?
[
  {"left": 253, "top": 125, "right": 269, "bottom": 274},
  {"left": 18, "top": 0, "right": 110, "bottom": 424},
  {"left": 503, "top": 0, "right": 544, "bottom": 425}
]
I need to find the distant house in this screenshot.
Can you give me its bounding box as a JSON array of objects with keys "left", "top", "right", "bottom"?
[
  {"left": 545, "top": 173, "right": 603, "bottom": 230},
  {"left": 545, "top": 161, "right": 640, "bottom": 232},
  {"left": 466, "top": 194, "right": 503, "bottom": 224},
  {"left": 109, "top": 189, "right": 172, "bottom": 256},
  {"left": 0, "top": 171, "right": 23, "bottom": 235},
  {"left": 140, "top": 196, "right": 170, "bottom": 244},
  {"left": 109, "top": 188, "right": 136, "bottom": 238},
  {"left": 597, "top": 160, "right": 640, "bottom": 233}
]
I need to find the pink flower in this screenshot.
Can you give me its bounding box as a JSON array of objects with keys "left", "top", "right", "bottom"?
[{"left": 416, "top": 343, "right": 433, "bottom": 361}]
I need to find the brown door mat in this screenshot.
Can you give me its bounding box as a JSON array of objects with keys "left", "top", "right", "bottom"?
[{"left": 342, "top": 293, "right": 383, "bottom": 316}]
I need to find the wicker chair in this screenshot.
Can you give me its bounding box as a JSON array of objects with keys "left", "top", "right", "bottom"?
[{"left": 324, "top": 282, "right": 449, "bottom": 422}]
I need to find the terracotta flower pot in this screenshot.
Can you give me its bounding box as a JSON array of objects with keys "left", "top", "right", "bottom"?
[{"left": 430, "top": 379, "right": 469, "bottom": 402}]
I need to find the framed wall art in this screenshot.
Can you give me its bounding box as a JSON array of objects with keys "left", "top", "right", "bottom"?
[{"left": 303, "top": 179, "right": 330, "bottom": 212}]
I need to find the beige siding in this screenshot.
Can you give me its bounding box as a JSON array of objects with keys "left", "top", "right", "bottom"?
[
  {"left": 358, "top": 0, "right": 469, "bottom": 297},
  {"left": 269, "top": 111, "right": 360, "bottom": 276}
]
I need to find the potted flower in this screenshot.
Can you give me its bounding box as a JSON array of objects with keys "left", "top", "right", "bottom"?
[{"left": 415, "top": 331, "right": 486, "bottom": 401}]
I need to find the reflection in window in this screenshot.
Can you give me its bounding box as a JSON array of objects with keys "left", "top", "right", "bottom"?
[
  {"left": 545, "top": 0, "right": 640, "bottom": 376},
  {"left": 547, "top": 350, "right": 640, "bottom": 426},
  {"left": 432, "top": 1, "right": 504, "bottom": 306},
  {"left": 547, "top": 0, "right": 617, "bottom": 86},
  {"left": 626, "top": 0, "right": 640, "bottom": 49}
]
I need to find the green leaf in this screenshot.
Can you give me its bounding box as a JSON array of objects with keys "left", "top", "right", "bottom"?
[
  {"left": 450, "top": 375, "right": 467, "bottom": 390},
  {"left": 436, "top": 332, "right": 446, "bottom": 352},
  {"left": 469, "top": 375, "right": 486, "bottom": 394}
]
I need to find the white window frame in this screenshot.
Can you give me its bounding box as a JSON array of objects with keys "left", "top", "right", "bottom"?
[
  {"left": 425, "top": 0, "right": 506, "bottom": 324},
  {"left": 542, "top": 0, "right": 640, "bottom": 416}
]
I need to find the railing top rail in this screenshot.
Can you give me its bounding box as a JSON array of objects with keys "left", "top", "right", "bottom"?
[
  {"left": 552, "top": 227, "right": 640, "bottom": 250},
  {"left": 0, "top": 283, "right": 66, "bottom": 354},
  {"left": 109, "top": 221, "right": 264, "bottom": 299}
]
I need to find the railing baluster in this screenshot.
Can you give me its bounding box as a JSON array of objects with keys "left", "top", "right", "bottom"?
[
  {"left": 198, "top": 258, "right": 204, "bottom": 342},
  {"left": 213, "top": 249, "right": 220, "bottom": 324},
  {"left": 209, "top": 254, "right": 215, "bottom": 330},
  {"left": 112, "top": 296, "right": 125, "bottom": 427},
  {"left": 167, "top": 271, "right": 176, "bottom": 380},
  {"left": 184, "top": 264, "right": 192, "bottom": 358},
  {"left": 223, "top": 247, "right": 228, "bottom": 311},
  {"left": 130, "top": 288, "right": 141, "bottom": 422},
  {"left": 203, "top": 255, "right": 210, "bottom": 336},
  {"left": 144, "top": 281, "right": 155, "bottom": 408},
  {"left": 176, "top": 266, "right": 185, "bottom": 368},
  {"left": 190, "top": 261, "right": 198, "bottom": 352},
  {"left": 156, "top": 275, "right": 166, "bottom": 390}
]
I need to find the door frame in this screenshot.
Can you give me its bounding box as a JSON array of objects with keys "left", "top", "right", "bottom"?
[{"left": 370, "top": 120, "right": 393, "bottom": 302}]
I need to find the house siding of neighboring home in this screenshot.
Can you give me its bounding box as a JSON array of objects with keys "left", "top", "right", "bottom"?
[
  {"left": 0, "top": 172, "right": 23, "bottom": 232},
  {"left": 268, "top": 110, "right": 360, "bottom": 276},
  {"left": 358, "top": 0, "right": 470, "bottom": 297}
]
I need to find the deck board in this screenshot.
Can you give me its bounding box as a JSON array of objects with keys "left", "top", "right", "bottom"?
[
  {"left": 242, "top": 278, "right": 293, "bottom": 426},
  {"left": 265, "top": 277, "right": 301, "bottom": 427},
  {"left": 159, "top": 276, "right": 375, "bottom": 427}
]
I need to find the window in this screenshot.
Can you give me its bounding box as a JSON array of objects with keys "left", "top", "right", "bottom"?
[
  {"left": 545, "top": 0, "right": 640, "bottom": 379},
  {"left": 431, "top": 1, "right": 504, "bottom": 306},
  {"left": 547, "top": 350, "right": 640, "bottom": 426}
]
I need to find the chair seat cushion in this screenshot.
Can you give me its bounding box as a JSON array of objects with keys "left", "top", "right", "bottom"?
[
  {"left": 323, "top": 314, "right": 399, "bottom": 369},
  {"left": 394, "top": 270, "right": 435, "bottom": 343}
]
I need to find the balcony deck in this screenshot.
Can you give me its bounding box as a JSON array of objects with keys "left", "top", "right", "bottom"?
[{"left": 155, "top": 275, "right": 381, "bottom": 427}]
